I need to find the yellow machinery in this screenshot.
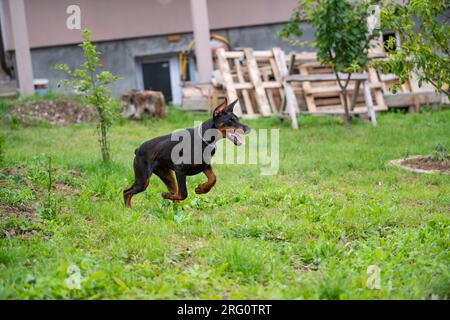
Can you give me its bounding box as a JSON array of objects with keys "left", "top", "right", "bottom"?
[{"left": 179, "top": 34, "right": 231, "bottom": 81}]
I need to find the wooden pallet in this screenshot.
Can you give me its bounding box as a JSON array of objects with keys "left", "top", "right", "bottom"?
[
  {"left": 214, "top": 48, "right": 385, "bottom": 126},
  {"left": 216, "top": 48, "right": 245, "bottom": 116},
  {"left": 368, "top": 48, "right": 442, "bottom": 110},
  {"left": 212, "top": 46, "right": 445, "bottom": 127},
  {"left": 181, "top": 83, "right": 223, "bottom": 111},
  {"left": 216, "top": 48, "right": 277, "bottom": 117},
  {"left": 286, "top": 73, "right": 379, "bottom": 125},
  {"left": 215, "top": 48, "right": 299, "bottom": 127},
  {"left": 288, "top": 54, "right": 387, "bottom": 114},
  {"left": 272, "top": 48, "right": 299, "bottom": 128}
]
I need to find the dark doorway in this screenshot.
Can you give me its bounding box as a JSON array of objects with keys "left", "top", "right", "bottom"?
[
  {"left": 382, "top": 32, "right": 398, "bottom": 53},
  {"left": 142, "top": 61, "right": 172, "bottom": 102}
]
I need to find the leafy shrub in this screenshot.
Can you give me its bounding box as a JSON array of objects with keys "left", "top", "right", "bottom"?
[
  {"left": 427, "top": 144, "right": 448, "bottom": 162},
  {"left": 374, "top": 0, "right": 449, "bottom": 98}
]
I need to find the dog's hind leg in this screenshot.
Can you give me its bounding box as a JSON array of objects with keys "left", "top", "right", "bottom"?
[{"left": 123, "top": 156, "right": 155, "bottom": 208}]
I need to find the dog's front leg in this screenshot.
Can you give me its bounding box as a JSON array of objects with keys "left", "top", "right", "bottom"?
[
  {"left": 195, "top": 166, "right": 216, "bottom": 194},
  {"left": 162, "top": 171, "right": 187, "bottom": 201}
]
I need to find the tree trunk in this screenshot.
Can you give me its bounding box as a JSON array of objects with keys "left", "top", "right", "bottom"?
[
  {"left": 98, "top": 108, "right": 110, "bottom": 163},
  {"left": 100, "top": 121, "right": 109, "bottom": 163},
  {"left": 334, "top": 71, "right": 352, "bottom": 126},
  {"left": 342, "top": 88, "right": 351, "bottom": 125}
]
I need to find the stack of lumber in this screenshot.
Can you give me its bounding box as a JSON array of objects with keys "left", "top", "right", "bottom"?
[
  {"left": 375, "top": 68, "right": 442, "bottom": 112},
  {"left": 213, "top": 48, "right": 381, "bottom": 127},
  {"left": 367, "top": 35, "right": 442, "bottom": 110},
  {"left": 181, "top": 82, "right": 222, "bottom": 112},
  {"left": 210, "top": 47, "right": 445, "bottom": 123},
  {"left": 215, "top": 48, "right": 285, "bottom": 117},
  {"left": 214, "top": 48, "right": 299, "bottom": 127},
  {"left": 287, "top": 52, "right": 387, "bottom": 115}
]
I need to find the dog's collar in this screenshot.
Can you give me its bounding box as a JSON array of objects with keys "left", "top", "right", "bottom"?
[{"left": 197, "top": 125, "right": 215, "bottom": 147}]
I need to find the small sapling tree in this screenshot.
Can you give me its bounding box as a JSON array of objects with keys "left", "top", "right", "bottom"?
[
  {"left": 55, "top": 29, "right": 121, "bottom": 162},
  {"left": 37, "top": 155, "right": 58, "bottom": 220},
  {"left": 280, "top": 0, "right": 380, "bottom": 124}
]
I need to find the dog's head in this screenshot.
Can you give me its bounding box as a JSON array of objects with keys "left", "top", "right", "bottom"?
[{"left": 213, "top": 98, "right": 251, "bottom": 146}]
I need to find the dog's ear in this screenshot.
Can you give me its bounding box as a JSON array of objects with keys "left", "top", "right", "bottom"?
[
  {"left": 213, "top": 98, "right": 228, "bottom": 118},
  {"left": 225, "top": 99, "right": 238, "bottom": 113}
]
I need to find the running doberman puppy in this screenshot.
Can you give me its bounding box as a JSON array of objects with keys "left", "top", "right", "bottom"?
[{"left": 123, "top": 98, "right": 251, "bottom": 208}]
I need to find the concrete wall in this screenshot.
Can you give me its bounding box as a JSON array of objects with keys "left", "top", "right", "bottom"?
[
  {"left": 31, "top": 31, "right": 195, "bottom": 98},
  {"left": 30, "top": 23, "right": 315, "bottom": 99},
  {"left": 1, "top": 0, "right": 298, "bottom": 50},
  {"left": 219, "top": 22, "right": 315, "bottom": 51}
]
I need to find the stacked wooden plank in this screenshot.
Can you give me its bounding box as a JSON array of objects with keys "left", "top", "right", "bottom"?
[
  {"left": 181, "top": 82, "right": 223, "bottom": 112},
  {"left": 215, "top": 48, "right": 299, "bottom": 126},
  {"left": 210, "top": 47, "right": 446, "bottom": 124},
  {"left": 213, "top": 48, "right": 382, "bottom": 121},
  {"left": 367, "top": 35, "right": 442, "bottom": 110},
  {"left": 286, "top": 52, "right": 388, "bottom": 115},
  {"left": 370, "top": 66, "right": 442, "bottom": 111},
  {"left": 216, "top": 48, "right": 281, "bottom": 117}
]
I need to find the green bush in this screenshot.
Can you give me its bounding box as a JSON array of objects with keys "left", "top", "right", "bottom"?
[
  {"left": 374, "top": 0, "right": 449, "bottom": 98},
  {"left": 428, "top": 144, "right": 448, "bottom": 162}
]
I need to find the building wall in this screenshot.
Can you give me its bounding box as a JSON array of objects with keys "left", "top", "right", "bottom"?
[
  {"left": 31, "top": 22, "right": 315, "bottom": 101},
  {"left": 30, "top": 30, "right": 195, "bottom": 101},
  {"left": 1, "top": 0, "right": 298, "bottom": 50}
]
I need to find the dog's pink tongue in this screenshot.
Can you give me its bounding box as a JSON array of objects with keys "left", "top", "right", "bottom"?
[
  {"left": 227, "top": 132, "right": 244, "bottom": 145},
  {"left": 235, "top": 134, "right": 244, "bottom": 145}
]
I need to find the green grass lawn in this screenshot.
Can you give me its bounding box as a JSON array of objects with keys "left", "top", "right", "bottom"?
[{"left": 0, "top": 102, "right": 449, "bottom": 299}]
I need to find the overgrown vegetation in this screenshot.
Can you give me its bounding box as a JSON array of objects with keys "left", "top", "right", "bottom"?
[
  {"left": 280, "top": 0, "right": 379, "bottom": 124},
  {"left": 374, "top": 0, "right": 450, "bottom": 98},
  {"left": 55, "top": 29, "right": 121, "bottom": 163},
  {"left": 1, "top": 101, "right": 449, "bottom": 299},
  {"left": 427, "top": 143, "right": 449, "bottom": 162}
]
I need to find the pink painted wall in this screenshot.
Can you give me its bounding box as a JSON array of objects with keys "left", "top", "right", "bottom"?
[{"left": 2, "top": 0, "right": 298, "bottom": 50}]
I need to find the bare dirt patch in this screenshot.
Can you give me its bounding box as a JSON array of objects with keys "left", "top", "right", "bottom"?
[
  {"left": 11, "top": 99, "right": 93, "bottom": 125},
  {"left": 0, "top": 165, "right": 27, "bottom": 176},
  {"left": 0, "top": 203, "right": 38, "bottom": 239},
  {"left": 389, "top": 156, "right": 450, "bottom": 175},
  {"left": 0, "top": 203, "right": 35, "bottom": 219},
  {"left": 56, "top": 168, "right": 82, "bottom": 177},
  {"left": 50, "top": 181, "right": 80, "bottom": 196}
]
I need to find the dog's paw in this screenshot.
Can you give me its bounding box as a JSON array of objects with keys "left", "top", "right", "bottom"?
[
  {"left": 195, "top": 186, "right": 207, "bottom": 194},
  {"left": 162, "top": 192, "right": 173, "bottom": 199},
  {"left": 162, "top": 192, "right": 184, "bottom": 202}
]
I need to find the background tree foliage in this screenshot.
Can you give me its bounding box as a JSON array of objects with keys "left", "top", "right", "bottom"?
[
  {"left": 375, "top": 0, "right": 449, "bottom": 98},
  {"left": 280, "top": 0, "right": 379, "bottom": 124},
  {"left": 55, "top": 29, "right": 121, "bottom": 163}
]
